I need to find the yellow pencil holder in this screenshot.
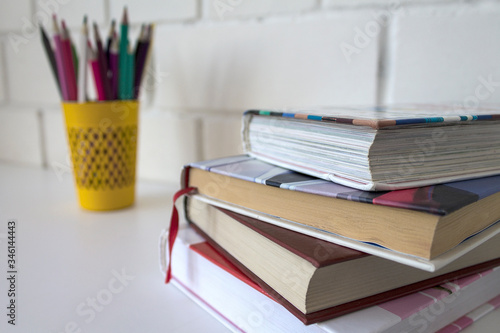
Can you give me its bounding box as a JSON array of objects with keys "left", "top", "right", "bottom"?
[{"left": 62, "top": 101, "right": 139, "bottom": 211}]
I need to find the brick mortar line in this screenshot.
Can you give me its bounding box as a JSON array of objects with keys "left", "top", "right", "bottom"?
[
  {"left": 0, "top": 0, "right": 498, "bottom": 36},
  {"left": 375, "top": 14, "right": 390, "bottom": 105},
  {"left": 323, "top": 0, "right": 469, "bottom": 10},
  {"left": 378, "top": 11, "right": 398, "bottom": 105},
  {"left": 103, "top": 0, "right": 112, "bottom": 26},
  {"left": 0, "top": 37, "right": 10, "bottom": 104},
  {"left": 142, "top": 107, "right": 244, "bottom": 115},
  {"left": 198, "top": 0, "right": 209, "bottom": 21}
]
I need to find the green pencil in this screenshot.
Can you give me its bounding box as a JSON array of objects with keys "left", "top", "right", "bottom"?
[
  {"left": 71, "top": 42, "right": 78, "bottom": 82},
  {"left": 119, "top": 7, "right": 129, "bottom": 100}
]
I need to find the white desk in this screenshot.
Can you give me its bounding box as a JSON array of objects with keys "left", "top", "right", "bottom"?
[{"left": 0, "top": 164, "right": 497, "bottom": 333}]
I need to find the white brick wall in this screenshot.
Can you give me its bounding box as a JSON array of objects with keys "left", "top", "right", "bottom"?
[
  {"left": 202, "top": 116, "right": 243, "bottom": 160},
  {"left": 1, "top": 0, "right": 500, "bottom": 184},
  {"left": 34, "top": 0, "right": 107, "bottom": 28},
  {"left": 41, "top": 108, "right": 69, "bottom": 173},
  {"left": 0, "top": 40, "right": 6, "bottom": 103},
  {"left": 205, "top": 0, "right": 318, "bottom": 20},
  {"left": 0, "top": 107, "right": 43, "bottom": 166},
  {"left": 154, "top": 12, "right": 379, "bottom": 112},
  {"left": 4, "top": 32, "right": 60, "bottom": 106},
  {"left": 137, "top": 112, "right": 201, "bottom": 183},
  {"left": 324, "top": 0, "right": 456, "bottom": 8},
  {"left": 109, "top": 0, "right": 198, "bottom": 24},
  {"left": 0, "top": 0, "right": 32, "bottom": 32},
  {"left": 386, "top": 2, "right": 500, "bottom": 104}
]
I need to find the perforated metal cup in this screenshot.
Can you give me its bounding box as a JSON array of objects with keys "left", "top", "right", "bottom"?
[{"left": 62, "top": 101, "right": 139, "bottom": 210}]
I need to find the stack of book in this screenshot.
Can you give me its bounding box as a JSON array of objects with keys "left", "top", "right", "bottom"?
[{"left": 161, "top": 106, "right": 500, "bottom": 332}]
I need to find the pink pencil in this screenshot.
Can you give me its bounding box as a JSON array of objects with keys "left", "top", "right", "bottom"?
[
  {"left": 88, "top": 43, "right": 105, "bottom": 101},
  {"left": 61, "top": 20, "right": 77, "bottom": 100},
  {"left": 52, "top": 15, "right": 69, "bottom": 100},
  {"left": 93, "top": 22, "right": 112, "bottom": 100}
]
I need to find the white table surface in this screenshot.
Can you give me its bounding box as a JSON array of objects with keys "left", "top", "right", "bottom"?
[{"left": 0, "top": 163, "right": 498, "bottom": 333}]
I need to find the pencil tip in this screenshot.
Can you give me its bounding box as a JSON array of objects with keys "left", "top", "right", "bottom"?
[
  {"left": 122, "top": 6, "right": 128, "bottom": 24},
  {"left": 51, "top": 14, "right": 59, "bottom": 32},
  {"left": 93, "top": 22, "right": 99, "bottom": 36},
  {"left": 83, "top": 15, "right": 87, "bottom": 24},
  {"left": 109, "top": 19, "right": 116, "bottom": 35}
]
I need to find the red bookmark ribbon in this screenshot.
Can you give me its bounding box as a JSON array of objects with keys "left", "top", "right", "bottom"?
[{"left": 165, "top": 186, "right": 197, "bottom": 284}]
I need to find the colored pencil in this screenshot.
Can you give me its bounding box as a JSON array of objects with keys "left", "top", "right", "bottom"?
[
  {"left": 61, "top": 20, "right": 78, "bottom": 81},
  {"left": 77, "top": 16, "right": 89, "bottom": 102},
  {"left": 133, "top": 24, "right": 148, "bottom": 98},
  {"left": 109, "top": 35, "right": 120, "bottom": 100},
  {"left": 106, "top": 20, "right": 115, "bottom": 63},
  {"left": 137, "top": 23, "right": 155, "bottom": 99},
  {"left": 52, "top": 15, "right": 69, "bottom": 100},
  {"left": 134, "top": 24, "right": 146, "bottom": 61},
  {"left": 127, "top": 44, "right": 135, "bottom": 99},
  {"left": 40, "top": 25, "right": 61, "bottom": 97},
  {"left": 119, "top": 7, "right": 129, "bottom": 100},
  {"left": 88, "top": 43, "right": 105, "bottom": 101},
  {"left": 43, "top": 10, "right": 153, "bottom": 103},
  {"left": 61, "top": 20, "right": 78, "bottom": 100},
  {"left": 93, "top": 22, "right": 112, "bottom": 100},
  {"left": 71, "top": 43, "right": 78, "bottom": 81}
]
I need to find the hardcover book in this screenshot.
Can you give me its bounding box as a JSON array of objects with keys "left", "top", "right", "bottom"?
[
  {"left": 242, "top": 105, "right": 500, "bottom": 191},
  {"left": 184, "top": 195, "right": 500, "bottom": 324},
  {"left": 437, "top": 295, "right": 500, "bottom": 333},
  {"left": 182, "top": 155, "right": 500, "bottom": 269},
  {"left": 162, "top": 226, "right": 500, "bottom": 332}
]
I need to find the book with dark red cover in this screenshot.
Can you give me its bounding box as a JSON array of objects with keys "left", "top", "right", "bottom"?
[
  {"left": 217, "top": 205, "right": 368, "bottom": 268},
  {"left": 187, "top": 209, "right": 500, "bottom": 325}
]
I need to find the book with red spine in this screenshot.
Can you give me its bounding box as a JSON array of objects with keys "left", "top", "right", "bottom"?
[{"left": 163, "top": 226, "right": 500, "bottom": 332}]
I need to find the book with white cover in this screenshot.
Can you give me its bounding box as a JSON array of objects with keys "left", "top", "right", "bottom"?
[{"left": 242, "top": 105, "right": 500, "bottom": 191}]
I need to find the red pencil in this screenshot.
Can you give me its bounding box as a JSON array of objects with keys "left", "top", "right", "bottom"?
[
  {"left": 61, "top": 20, "right": 77, "bottom": 100},
  {"left": 52, "top": 15, "right": 69, "bottom": 100},
  {"left": 93, "top": 22, "right": 112, "bottom": 100},
  {"left": 88, "top": 42, "right": 105, "bottom": 101}
]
